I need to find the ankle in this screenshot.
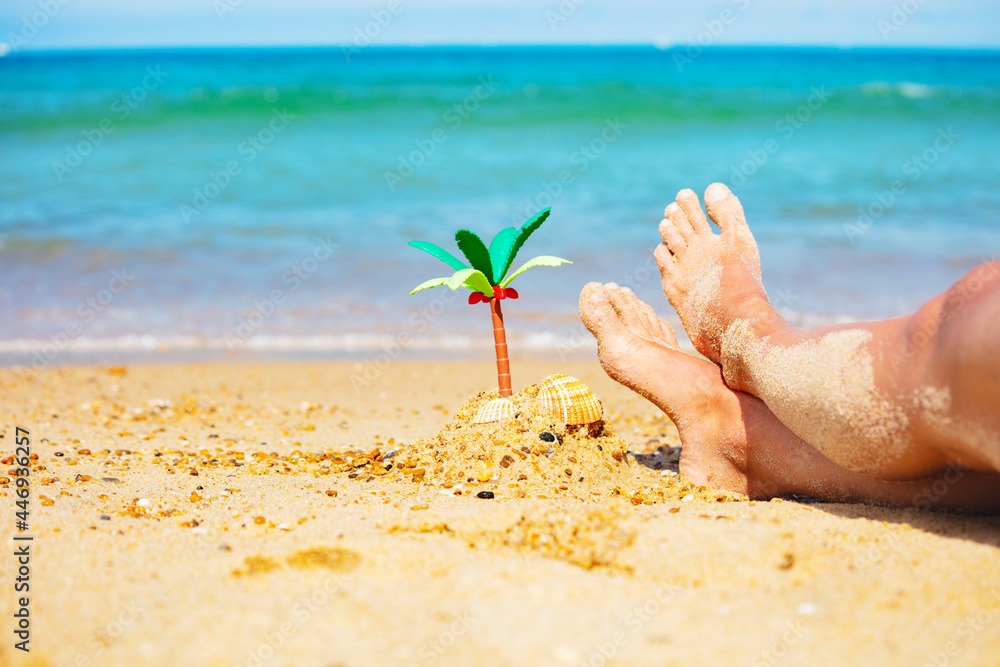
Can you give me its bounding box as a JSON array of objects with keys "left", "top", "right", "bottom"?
[
  {"left": 743, "top": 291, "right": 786, "bottom": 336},
  {"left": 719, "top": 299, "right": 790, "bottom": 394},
  {"left": 737, "top": 392, "right": 788, "bottom": 499}
]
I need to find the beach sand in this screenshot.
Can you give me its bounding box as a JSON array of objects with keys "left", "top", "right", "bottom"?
[{"left": 3, "top": 360, "right": 1000, "bottom": 666}]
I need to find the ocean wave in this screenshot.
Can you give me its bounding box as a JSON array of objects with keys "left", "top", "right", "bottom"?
[
  {"left": 0, "top": 308, "right": 866, "bottom": 360},
  {"left": 3, "top": 49, "right": 999, "bottom": 133},
  {"left": 0, "top": 333, "right": 478, "bottom": 355},
  {"left": 859, "top": 80, "right": 938, "bottom": 98}
]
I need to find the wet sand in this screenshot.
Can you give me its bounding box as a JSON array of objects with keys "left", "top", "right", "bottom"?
[{"left": 2, "top": 360, "right": 1000, "bottom": 666}]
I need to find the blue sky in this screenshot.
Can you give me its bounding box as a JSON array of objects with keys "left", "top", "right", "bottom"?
[{"left": 2, "top": 0, "right": 999, "bottom": 50}]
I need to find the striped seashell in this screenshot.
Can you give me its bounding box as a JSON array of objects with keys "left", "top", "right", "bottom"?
[
  {"left": 472, "top": 397, "right": 515, "bottom": 424},
  {"left": 537, "top": 374, "right": 603, "bottom": 425}
]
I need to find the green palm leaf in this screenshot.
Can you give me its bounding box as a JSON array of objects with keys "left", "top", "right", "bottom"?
[
  {"left": 446, "top": 268, "right": 494, "bottom": 295},
  {"left": 506, "top": 207, "right": 551, "bottom": 275},
  {"left": 410, "top": 269, "right": 494, "bottom": 296},
  {"left": 408, "top": 240, "right": 468, "bottom": 272},
  {"left": 409, "top": 276, "right": 451, "bottom": 295},
  {"left": 487, "top": 227, "right": 518, "bottom": 284},
  {"left": 500, "top": 255, "right": 572, "bottom": 288},
  {"left": 491, "top": 207, "right": 552, "bottom": 285},
  {"left": 455, "top": 230, "right": 494, "bottom": 280}
]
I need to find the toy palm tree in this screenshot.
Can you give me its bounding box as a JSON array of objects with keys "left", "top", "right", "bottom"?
[{"left": 409, "top": 207, "right": 570, "bottom": 400}]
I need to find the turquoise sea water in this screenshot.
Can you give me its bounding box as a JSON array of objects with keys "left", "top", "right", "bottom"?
[{"left": 1, "top": 47, "right": 999, "bottom": 363}]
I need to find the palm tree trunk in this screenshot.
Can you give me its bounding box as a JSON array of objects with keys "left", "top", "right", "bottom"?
[{"left": 490, "top": 297, "right": 512, "bottom": 397}]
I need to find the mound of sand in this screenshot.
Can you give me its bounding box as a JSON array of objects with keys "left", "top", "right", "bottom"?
[{"left": 361, "top": 381, "right": 740, "bottom": 505}]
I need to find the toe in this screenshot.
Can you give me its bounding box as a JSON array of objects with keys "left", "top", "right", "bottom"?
[
  {"left": 579, "top": 282, "right": 627, "bottom": 340},
  {"left": 605, "top": 285, "right": 657, "bottom": 343},
  {"left": 659, "top": 218, "right": 687, "bottom": 256},
  {"left": 631, "top": 294, "right": 680, "bottom": 350},
  {"left": 615, "top": 284, "right": 645, "bottom": 316},
  {"left": 617, "top": 286, "right": 673, "bottom": 347},
  {"left": 654, "top": 242, "right": 676, "bottom": 279},
  {"left": 654, "top": 244, "right": 678, "bottom": 290},
  {"left": 675, "top": 188, "right": 712, "bottom": 236},
  {"left": 656, "top": 317, "right": 680, "bottom": 349},
  {"left": 664, "top": 201, "right": 693, "bottom": 243},
  {"left": 654, "top": 244, "right": 685, "bottom": 313},
  {"left": 604, "top": 284, "right": 645, "bottom": 334},
  {"left": 703, "top": 182, "right": 748, "bottom": 232}
]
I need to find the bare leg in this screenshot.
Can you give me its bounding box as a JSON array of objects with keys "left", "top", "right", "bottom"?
[
  {"left": 580, "top": 282, "right": 1000, "bottom": 512},
  {"left": 656, "top": 183, "right": 1000, "bottom": 480}
]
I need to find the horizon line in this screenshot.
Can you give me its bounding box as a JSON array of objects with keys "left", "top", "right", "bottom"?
[{"left": 4, "top": 42, "right": 1000, "bottom": 55}]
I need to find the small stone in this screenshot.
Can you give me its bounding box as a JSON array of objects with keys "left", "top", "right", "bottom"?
[
  {"left": 99, "top": 514, "right": 111, "bottom": 520},
  {"left": 476, "top": 491, "right": 495, "bottom": 499},
  {"left": 101, "top": 477, "right": 121, "bottom": 484},
  {"left": 136, "top": 498, "right": 151, "bottom": 507},
  {"left": 681, "top": 494, "right": 694, "bottom": 502},
  {"left": 325, "top": 490, "right": 338, "bottom": 497},
  {"left": 538, "top": 432, "right": 556, "bottom": 443},
  {"left": 499, "top": 455, "right": 514, "bottom": 468}
]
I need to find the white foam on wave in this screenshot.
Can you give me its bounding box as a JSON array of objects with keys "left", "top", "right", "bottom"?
[
  {"left": 0, "top": 333, "right": 484, "bottom": 355},
  {"left": 859, "top": 81, "right": 938, "bottom": 98},
  {"left": 0, "top": 307, "right": 869, "bottom": 360}
]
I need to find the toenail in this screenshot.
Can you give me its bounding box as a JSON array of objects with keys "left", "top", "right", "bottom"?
[
  {"left": 665, "top": 203, "right": 679, "bottom": 215},
  {"left": 704, "top": 183, "right": 731, "bottom": 202}
]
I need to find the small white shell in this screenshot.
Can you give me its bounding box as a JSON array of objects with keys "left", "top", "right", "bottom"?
[
  {"left": 473, "top": 397, "right": 515, "bottom": 424},
  {"left": 537, "top": 374, "right": 603, "bottom": 425}
]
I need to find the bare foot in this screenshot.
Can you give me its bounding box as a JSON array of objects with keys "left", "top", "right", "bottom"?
[
  {"left": 654, "top": 183, "right": 776, "bottom": 364},
  {"left": 579, "top": 282, "right": 1000, "bottom": 511},
  {"left": 579, "top": 281, "right": 754, "bottom": 494},
  {"left": 653, "top": 185, "right": 1000, "bottom": 482}
]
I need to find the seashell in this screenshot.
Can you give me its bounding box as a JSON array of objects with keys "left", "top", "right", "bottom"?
[
  {"left": 473, "top": 397, "right": 515, "bottom": 424},
  {"left": 537, "top": 374, "right": 603, "bottom": 425}
]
